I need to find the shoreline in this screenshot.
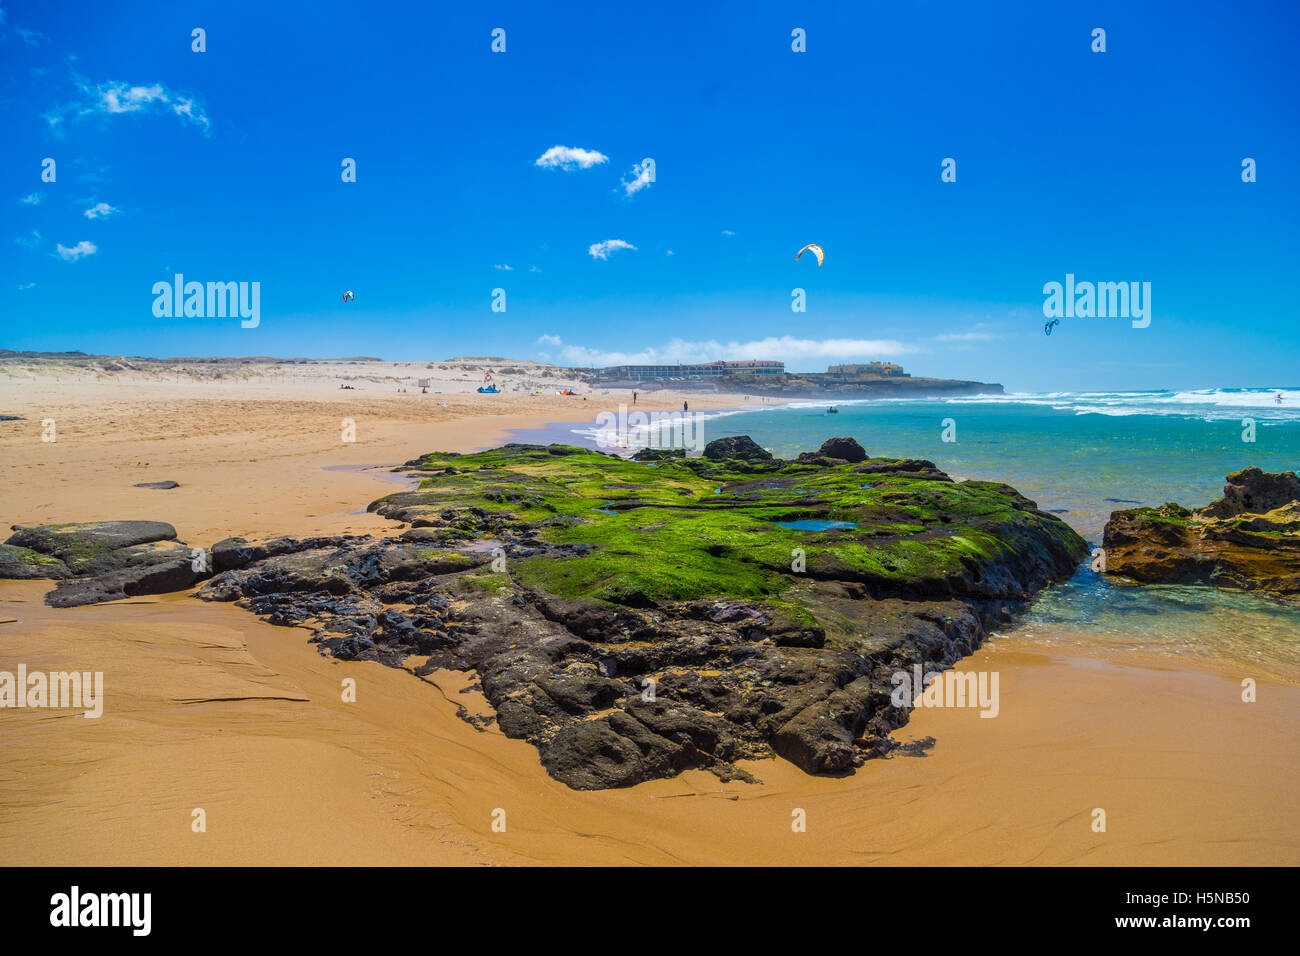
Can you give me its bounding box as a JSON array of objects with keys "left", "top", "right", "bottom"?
[{"left": 1, "top": 374, "right": 1297, "bottom": 865}]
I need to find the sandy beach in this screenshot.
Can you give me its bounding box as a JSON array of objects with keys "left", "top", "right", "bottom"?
[{"left": 2, "top": 363, "right": 1297, "bottom": 866}]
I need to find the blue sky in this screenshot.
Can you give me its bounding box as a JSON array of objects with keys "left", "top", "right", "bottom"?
[{"left": 2, "top": 0, "right": 1297, "bottom": 391}]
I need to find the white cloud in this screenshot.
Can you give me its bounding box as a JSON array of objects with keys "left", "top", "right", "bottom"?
[
  {"left": 621, "top": 159, "right": 654, "bottom": 196},
  {"left": 534, "top": 145, "right": 608, "bottom": 170},
  {"left": 19, "top": 192, "right": 43, "bottom": 205},
  {"left": 588, "top": 239, "right": 636, "bottom": 260},
  {"left": 16, "top": 26, "right": 44, "bottom": 45},
  {"left": 666, "top": 250, "right": 675, "bottom": 256},
  {"left": 15, "top": 230, "right": 41, "bottom": 248},
  {"left": 538, "top": 335, "right": 919, "bottom": 368},
  {"left": 84, "top": 201, "right": 119, "bottom": 219},
  {"left": 493, "top": 263, "right": 513, "bottom": 271},
  {"left": 721, "top": 230, "right": 735, "bottom": 236},
  {"left": 96, "top": 82, "right": 167, "bottom": 114},
  {"left": 934, "top": 331, "right": 996, "bottom": 343},
  {"left": 17, "top": 282, "right": 36, "bottom": 291},
  {"left": 56, "top": 240, "right": 97, "bottom": 261},
  {"left": 46, "top": 79, "right": 211, "bottom": 135},
  {"left": 529, "top": 265, "right": 542, "bottom": 273},
  {"left": 535, "top": 334, "right": 563, "bottom": 347}
]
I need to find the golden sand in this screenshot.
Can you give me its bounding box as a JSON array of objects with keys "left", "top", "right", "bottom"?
[{"left": 1, "top": 369, "right": 1296, "bottom": 865}]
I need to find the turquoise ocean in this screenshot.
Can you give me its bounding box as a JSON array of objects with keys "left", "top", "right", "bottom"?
[{"left": 550, "top": 387, "right": 1300, "bottom": 680}]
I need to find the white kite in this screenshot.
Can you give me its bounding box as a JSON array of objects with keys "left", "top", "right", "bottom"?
[{"left": 795, "top": 243, "right": 825, "bottom": 267}]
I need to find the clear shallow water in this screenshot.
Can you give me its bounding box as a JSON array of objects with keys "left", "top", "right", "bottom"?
[
  {"left": 1014, "top": 563, "right": 1300, "bottom": 682},
  {"left": 558, "top": 389, "right": 1300, "bottom": 680},
  {"left": 774, "top": 519, "right": 857, "bottom": 531}
]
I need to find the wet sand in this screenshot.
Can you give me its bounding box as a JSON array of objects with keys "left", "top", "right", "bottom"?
[{"left": 1, "top": 375, "right": 1297, "bottom": 866}]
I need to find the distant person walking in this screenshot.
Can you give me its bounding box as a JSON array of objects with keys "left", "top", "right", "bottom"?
[
  {"left": 683, "top": 400, "right": 689, "bottom": 412},
  {"left": 633, "top": 391, "right": 637, "bottom": 404}
]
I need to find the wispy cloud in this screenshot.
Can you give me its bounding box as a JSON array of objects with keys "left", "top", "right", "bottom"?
[
  {"left": 536, "top": 335, "right": 919, "bottom": 367},
  {"left": 84, "top": 201, "right": 119, "bottom": 219},
  {"left": 15, "top": 230, "right": 41, "bottom": 249},
  {"left": 19, "top": 192, "right": 43, "bottom": 205},
  {"left": 534, "top": 145, "right": 608, "bottom": 170},
  {"left": 493, "top": 263, "right": 513, "bottom": 271},
  {"left": 46, "top": 78, "right": 211, "bottom": 136},
  {"left": 56, "top": 240, "right": 97, "bottom": 261},
  {"left": 933, "top": 322, "right": 1003, "bottom": 349},
  {"left": 16, "top": 26, "right": 44, "bottom": 45},
  {"left": 721, "top": 230, "right": 735, "bottom": 236},
  {"left": 621, "top": 159, "right": 654, "bottom": 196},
  {"left": 17, "top": 282, "right": 36, "bottom": 291},
  {"left": 588, "top": 239, "right": 636, "bottom": 260}
]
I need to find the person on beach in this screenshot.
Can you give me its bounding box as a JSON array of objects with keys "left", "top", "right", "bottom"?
[
  {"left": 633, "top": 391, "right": 637, "bottom": 404},
  {"left": 683, "top": 400, "right": 689, "bottom": 412}
]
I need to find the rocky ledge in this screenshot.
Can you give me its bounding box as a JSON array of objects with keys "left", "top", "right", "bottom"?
[
  {"left": 1100, "top": 466, "right": 1300, "bottom": 594},
  {"left": 1, "top": 437, "right": 1087, "bottom": 790}
]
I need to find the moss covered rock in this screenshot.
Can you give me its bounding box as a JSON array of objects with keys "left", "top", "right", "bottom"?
[
  {"left": 1100, "top": 468, "right": 1300, "bottom": 593},
  {"left": 354, "top": 440, "right": 1086, "bottom": 787}
]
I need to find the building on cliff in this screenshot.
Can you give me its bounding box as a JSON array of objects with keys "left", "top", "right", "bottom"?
[
  {"left": 598, "top": 360, "right": 784, "bottom": 381},
  {"left": 827, "top": 362, "right": 909, "bottom": 378}
]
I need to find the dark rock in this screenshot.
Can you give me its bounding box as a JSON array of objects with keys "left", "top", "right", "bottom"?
[
  {"left": 0, "top": 543, "right": 71, "bottom": 579},
  {"left": 211, "top": 537, "right": 262, "bottom": 572},
  {"left": 7, "top": 521, "right": 178, "bottom": 568},
  {"left": 46, "top": 553, "right": 205, "bottom": 608},
  {"left": 1, "top": 521, "right": 208, "bottom": 606},
  {"left": 703, "top": 435, "right": 773, "bottom": 462},
  {"left": 134, "top": 481, "right": 180, "bottom": 490},
  {"left": 815, "top": 437, "right": 868, "bottom": 462}
]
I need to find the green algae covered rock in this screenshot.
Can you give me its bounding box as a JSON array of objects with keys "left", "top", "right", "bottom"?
[{"left": 360, "top": 439, "right": 1088, "bottom": 787}]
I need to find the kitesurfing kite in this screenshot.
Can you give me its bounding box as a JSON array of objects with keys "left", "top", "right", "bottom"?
[
  {"left": 342, "top": 290, "right": 355, "bottom": 302},
  {"left": 1044, "top": 319, "right": 1060, "bottom": 336},
  {"left": 796, "top": 243, "right": 825, "bottom": 267}
]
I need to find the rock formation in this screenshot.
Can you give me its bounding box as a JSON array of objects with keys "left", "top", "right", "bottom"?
[{"left": 1100, "top": 467, "right": 1300, "bottom": 594}]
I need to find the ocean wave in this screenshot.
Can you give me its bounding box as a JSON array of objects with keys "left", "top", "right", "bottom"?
[
  {"left": 796, "top": 388, "right": 1300, "bottom": 421},
  {"left": 568, "top": 388, "right": 1300, "bottom": 445}
]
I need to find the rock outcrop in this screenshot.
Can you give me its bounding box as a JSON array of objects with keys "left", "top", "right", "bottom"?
[
  {"left": 2, "top": 521, "right": 210, "bottom": 606},
  {"left": 205, "top": 440, "right": 1086, "bottom": 789},
  {"left": 1100, "top": 467, "right": 1300, "bottom": 593},
  {"left": 703, "top": 435, "right": 772, "bottom": 462},
  {"left": 1, "top": 439, "right": 1089, "bottom": 789},
  {"left": 815, "top": 437, "right": 868, "bottom": 462}
]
